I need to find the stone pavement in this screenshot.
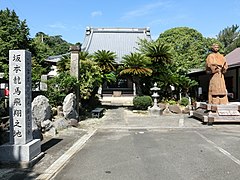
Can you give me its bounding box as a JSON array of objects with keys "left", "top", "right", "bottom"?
[
  {"left": 0, "top": 107, "right": 239, "bottom": 179},
  {"left": 100, "top": 96, "right": 134, "bottom": 106},
  {"left": 0, "top": 117, "right": 104, "bottom": 180}
]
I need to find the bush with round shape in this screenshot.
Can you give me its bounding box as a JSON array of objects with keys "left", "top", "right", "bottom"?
[
  {"left": 179, "top": 97, "right": 189, "bottom": 107},
  {"left": 133, "top": 96, "right": 152, "bottom": 110}
]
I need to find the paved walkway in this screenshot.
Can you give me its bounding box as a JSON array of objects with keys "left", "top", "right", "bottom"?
[
  {"left": 53, "top": 108, "right": 240, "bottom": 180},
  {"left": 0, "top": 107, "right": 239, "bottom": 179},
  {"left": 99, "top": 107, "right": 204, "bottom": 129},
  {"left": 100, "top": 96, "right": 134, "bottom": 106}
]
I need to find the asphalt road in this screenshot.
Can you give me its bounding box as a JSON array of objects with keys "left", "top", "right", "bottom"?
[{"left": 53, "top": 108, "right": 240, "bottom": 180}]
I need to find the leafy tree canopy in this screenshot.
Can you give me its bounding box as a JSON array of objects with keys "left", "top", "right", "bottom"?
[
  {"left": 157, "top": 27, "right": 211, "bottom": 74},
  {"left": 30, "top": 32, "right": 72, "bottom": 85},
  {"left": 34, "top": 32, "right": 72, "bottom": 55},
  {"left": 0, "top": 8, "right": 30, "bottom": 78},
  {"left": 79, "top": 59, "right": 102, "bottom": 99}
]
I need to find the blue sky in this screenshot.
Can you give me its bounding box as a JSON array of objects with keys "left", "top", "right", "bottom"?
[{"left": 1, "top": 0, "right": 240, "bottom": 44}]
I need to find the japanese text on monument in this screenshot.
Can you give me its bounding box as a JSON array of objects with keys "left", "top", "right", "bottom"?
[{"left": 9, "top": 50, "right": 32, "bottom": 145}]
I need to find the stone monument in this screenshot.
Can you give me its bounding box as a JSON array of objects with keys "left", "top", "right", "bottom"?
[
  {"left": 148, "top": 83, "right": 162, "bottom": 116},
  {"left": 70, "top": 45, "right": 80, "bottom": 121},
  {"left": 0, "top": 50, "right": 42, "bottom": 167}
]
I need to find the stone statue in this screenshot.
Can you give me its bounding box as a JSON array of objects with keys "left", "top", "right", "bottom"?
[{"left": 206, "top": 43, "right": 228, "bottom": 104}]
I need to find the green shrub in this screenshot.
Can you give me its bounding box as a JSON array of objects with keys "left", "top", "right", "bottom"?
[
  {"left": 167, "top": 99, "right": 177, "bottom": 105},
  {"left": 179, "top": 97, "right": 189, "bottom": 106},
  {"left": 133, "top": 96, "right": 152, "bottom": 110},
  {"left": 45, "top": 72, "right": 77, "bottom": 106}
]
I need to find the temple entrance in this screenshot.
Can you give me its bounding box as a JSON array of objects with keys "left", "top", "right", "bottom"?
[{"left": 102, "top": 77, "right": 133, "bottom": 97}]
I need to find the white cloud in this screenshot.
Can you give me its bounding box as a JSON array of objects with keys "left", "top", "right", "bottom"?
[
  {"left": 48, "top": 22, "right": 66, "bottom": 29},
  {"left": 91, "top": 11, "right": 103, "bottom": 17},
  {"left": 148, "top": 14, "right": 188, "bottom": 26},
  {"left": 121, "top": 1, "right": 171, "bottom": 20}
]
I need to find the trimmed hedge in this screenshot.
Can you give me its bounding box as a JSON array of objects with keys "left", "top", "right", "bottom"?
[{"left": 133, "top": 96, "right": 152, "bottom": 110}]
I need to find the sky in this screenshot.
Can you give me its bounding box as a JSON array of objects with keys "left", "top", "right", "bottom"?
[{"left": 0, "top": 0, "right": 240, "bottom": 44}]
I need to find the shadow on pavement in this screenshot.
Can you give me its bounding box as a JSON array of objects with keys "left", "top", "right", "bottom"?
[{"left": 41, "top": 138, "right": 63, "bottom": 152}]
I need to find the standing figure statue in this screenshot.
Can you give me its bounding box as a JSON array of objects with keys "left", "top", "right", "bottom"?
[{"left": 206, "top": 43, "right": 228, "bottom": 105}]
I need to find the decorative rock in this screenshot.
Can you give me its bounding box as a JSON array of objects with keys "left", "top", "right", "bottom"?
[
  {"left": 168, "top": 104, "right": 182, "bottom": 114},
  {"left": 45, "top": 127, "right": 56, "bottom": 137},
  {"left": 41, "top": 119, "right": 53, "bottom": 131},
  {"left": 52, "top": 107, "right": 57, "bottom": 116},
  {"left": 69, "top": 119, "right": 79, "bottom": 127},
  {"left": 32, "top": 95, "right": 52, "bottom": 128},
  {"left": 162, "top": 105, "right": 173, "bottom": 115},
  {"left": 182, "top": 106, "right": 191, "bottom": 114},
  {"left": 63, "top": 93, "right": 79, "bottom": 120},
  {"left": 53, "top": 117, "right": 69, "bottom": 131},
  {"left": 158, "top": 103, "right": 166, "bottom": 111},
  {"left": 32, "top": 128, "right": 43, "bottom": 140},
  {"left": 57, "top": 106, "right": 64, "bottom": 117},
  {"left": 32, "top": 119, "right": 42, "bottom": 140}
]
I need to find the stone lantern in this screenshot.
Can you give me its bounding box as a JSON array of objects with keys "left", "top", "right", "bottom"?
[{"left": 148, "top": 82, "right": 162, "bottom": 116}]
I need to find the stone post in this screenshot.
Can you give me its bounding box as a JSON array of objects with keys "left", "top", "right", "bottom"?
[
  {"left": 70, "top": 45, "right": 80, "bottom": 120},
  {"left": 0, "top": 50, "right": 42, "bottom": 167}
]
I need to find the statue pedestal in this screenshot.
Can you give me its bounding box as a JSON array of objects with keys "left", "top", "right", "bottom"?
[
  {"left": 191, "top": 102, "right": 240, "bottom": 125},
  {"left": 148, "top": 105, "right": 163, "bottom": 116}
]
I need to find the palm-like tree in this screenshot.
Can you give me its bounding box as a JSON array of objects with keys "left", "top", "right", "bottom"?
[
  {"left": 138, "top": 39, "right": 174, "bottom": 98},
  {"left": 79, "top": 51, "right": 92, "bottom": 61},
  {"left": 120, "top": 52, "right": 152, "bottom": 76},
  {"left": 217, "top": 24, "right": 240, "bottom": 54},
  {"left": 57, "top": 54, "right": 70, "bottom": 72},
  {"left": 139, "top": 39, "right": 172, "bottom": 65},
  {"left": 92, "top": 50, "right": 117, "bottom": 73},
  {"left": 120, "top": 52, "right": 152, "bottom": 95}
]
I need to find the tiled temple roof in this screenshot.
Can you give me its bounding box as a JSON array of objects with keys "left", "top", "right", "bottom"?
[
  {"left": 82, "top": 27, "right": 152, "bottom": 63},
  {"left": 225, "top": 47, "right": 240, "bottom": 68}
]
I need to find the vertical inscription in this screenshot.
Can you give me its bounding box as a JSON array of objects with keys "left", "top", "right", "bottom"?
[{"left": 9, "top": 50, "right": 32, "bottom": 145}]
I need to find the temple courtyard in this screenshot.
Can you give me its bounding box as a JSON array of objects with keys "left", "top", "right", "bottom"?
[{"left": 1, "top": 107, "right": 240, "bottom": 180}]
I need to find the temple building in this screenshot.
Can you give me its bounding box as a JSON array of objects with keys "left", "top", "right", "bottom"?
[{"left": 81, "top": 27, "right": 152, "bottom": 96}]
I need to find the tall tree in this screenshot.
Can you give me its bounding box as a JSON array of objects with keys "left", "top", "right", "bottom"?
[
  {"left": 92, "top": 50, "right": 117, "bottom": 73},
  {"left": 79, "top": 58, "right": 102, "bottom": 100},
  {"left": 217, "top": 24, "right": 240, "bottom": 54},
  {"left": 30, "top": 32, "right": 72, "bottom": 85},
  {"left": 138, "top": 39, "right": 174, "bottom": 97},
  {"left": 30, "top": 34, "right": 52, "bottom": 86},
  {"left": 139, "top": 29, "right": 202, "bottom": 100},
  {"left": 157, "top": 27, "right": 208, "bottom": 74},
  {"left": 138, "top": 39, "right": 172, "bottom": 66},
  {"left": 0, "top": 8, "right": 30, "bottom": 78},
  {"left": 120, "top": 52, "right": 152, "bottom": 95},
  {"left": 57, "top": 54, "right": 70, "bottom": 72}
]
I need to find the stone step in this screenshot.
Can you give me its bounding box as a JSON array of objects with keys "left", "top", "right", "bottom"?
[{"left": 209, "top": 115, "right": 240, "bottom": 122}]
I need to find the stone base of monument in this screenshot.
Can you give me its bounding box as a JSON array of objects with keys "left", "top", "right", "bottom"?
[
  {"left": 0, "top": 139, "right": 44, "bottom": 168},
  {"left": 148, "top": 106, "right": 163, "bottom": 116},
  {"left": 191, "top": 102, "right": 240, "bottom": 125}
]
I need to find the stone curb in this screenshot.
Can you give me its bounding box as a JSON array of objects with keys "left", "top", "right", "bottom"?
[{"left": 36, "top": 129, "right": 97, "bottom": 180}]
